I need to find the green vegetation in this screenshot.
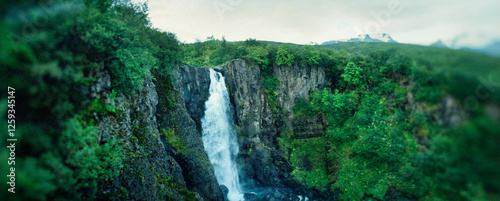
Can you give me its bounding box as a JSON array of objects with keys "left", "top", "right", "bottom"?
[
  {"left": 2, "top": 0, "right": 499, "bottom": 200},
  {"left": 182, "top": 37, "right": 341, "bottom": 69},
  {"left": 341, "top": 62, "right": 364, "bottom": 87},
  {"left": 160, "top": 128, "right": 187, "bottom": 155},
  {"left": 276, "top": 44, "right": 295, "bottom": 66},
  {"left": 182, "top": 38, "right": 342, "bottom": 120},
  {"left": 60, "top": 117, "right": 124, "bottom": 199},
  {"left": 1, "top": 0, "right": 182, "bottom": 200},
  {"left": 290, "top": 136, "right": 329, "bottom": 190},
  {"left": 288, "top": 44, "right": 500, "bottom": 200},
  {"left": 326, "top": 42, "right": 500, "bottom": 103},
  {"left": 184, "top": 38, "right": 500, "bottom": 200}
]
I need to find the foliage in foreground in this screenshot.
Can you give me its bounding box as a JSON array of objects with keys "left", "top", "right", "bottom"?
[{"left": 1, "top": 0, "right": 182, "bottom": 200}]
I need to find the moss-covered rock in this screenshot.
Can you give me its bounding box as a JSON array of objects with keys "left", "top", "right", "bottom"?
[
  {"left": 221, "top": 59, "right": 327, "bottom": 190},
  {"left": 88, "top": 67, "right": 187, "bottom": 200},
  {"left": 155, "top": 65, "right": 224, "bottom": 201}
]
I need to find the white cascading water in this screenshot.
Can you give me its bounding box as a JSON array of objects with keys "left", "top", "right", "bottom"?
[{"left": 201, "top": 69, "right": 244, "bottom": 201}]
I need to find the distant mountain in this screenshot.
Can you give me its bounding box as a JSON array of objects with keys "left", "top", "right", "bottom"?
[
  {"left": 430, "top": 40, "right": 448, "bottom": 49},
  {"left": 460, "top": 41, "right": 500, "bottom": 58},
  {"left": 322, "top": 33, "right": 397, "bottom": 45}
]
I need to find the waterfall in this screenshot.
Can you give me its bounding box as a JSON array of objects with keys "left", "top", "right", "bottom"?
[{"left": 201, "top": 69, "right": 244, "bottom": 201}]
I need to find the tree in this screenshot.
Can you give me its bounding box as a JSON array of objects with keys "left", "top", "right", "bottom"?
[
  {"left": 246, "top": 46, "right": 269, "bottom": 68},
  {"left": 244, "top": 38, "right": 260, "bottom": 46},
  {"left": 276, "top": 44, "right": 295, "bottom": 66},
  {"left": 85, "top": 0, "right": 113, "bottom": 13},
  {"left": 304, "top": 45, "right": 320, "bottom": 65},
  {"left": 341, "top": 62, "right": 363, "bottom": 87}
]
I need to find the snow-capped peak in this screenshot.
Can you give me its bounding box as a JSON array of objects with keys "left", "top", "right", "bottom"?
[
  {"left": 356, "top": 33, "right": 396, "bottom": 43},
  {"left": 322, "top": 33, "right": 398, "bottom": 45}
]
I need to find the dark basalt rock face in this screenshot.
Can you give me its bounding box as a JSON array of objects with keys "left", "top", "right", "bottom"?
[
  {"left": 222, "top": 59, "right": 286, "bottom": 188},
  {"left": 221, "top": 59, "right": 327, "bottom": 190},
  {"left": 220, "top": 185, "right": 229, "bottom": 201},
  {"left": 88, "top": 66, "right": 189, "bottom": 200},
  {"left": 172, "top": 65, "right": 212, "bottom": 132},
  {"left": 163, "top": 62, "right": 331, "bottom": 198},
  {"left": 88, "top": 64, "right": 223, "bottom": 200},
  {"left": 156, "top": 65, "right": 224, "bottom": 201}
]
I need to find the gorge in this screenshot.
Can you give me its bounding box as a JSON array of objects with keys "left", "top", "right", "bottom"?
[
  {"left": 169, "top": 60, "right": 328, "bottom": 200},
  {"left": 3, "top": 2, "right": 499, "bottom": 199}
]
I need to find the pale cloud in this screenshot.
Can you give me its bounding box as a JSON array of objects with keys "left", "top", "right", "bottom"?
[{"left": 134, "top": 0, "right": 500, "bottom": 47}]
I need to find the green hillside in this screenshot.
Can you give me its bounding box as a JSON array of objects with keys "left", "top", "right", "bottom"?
[
  {"left": 325, "top": 42, "right": 500, "bottom": 78},
  {"left": 183, "top": 38, "right": 500, "bottom": 200}
]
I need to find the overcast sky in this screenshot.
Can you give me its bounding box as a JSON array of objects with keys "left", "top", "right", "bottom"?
[{"left": 132, "top": 0, "right": 500, "bottom": 48}]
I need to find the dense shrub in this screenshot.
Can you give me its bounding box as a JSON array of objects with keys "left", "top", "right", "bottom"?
[
  {"left": 276, "top": 44, "right": 295, "bottom": 66},
  {"left": 60, "top": 117, "right": 124, "bottom": 199},
  {"left": 341, "top": 62, "right": 364, "bottom": 87}
]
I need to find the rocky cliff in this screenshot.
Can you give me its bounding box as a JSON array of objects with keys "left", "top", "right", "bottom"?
[
  {"left": 171, "top": 66, "right": 212, "bottom": 132},
  {"left": 86, "top": 66, "right": 188, "bottom": 200},
  {"left": 160, "top": 61, "right": 329, "bottom": 199},
  {"left": 87, "top": 66, "right": 222, "bottom": 200},
  {"left": 221, "top": 59, "right": 327, "bottom": 189},
  {"left": 156, "top": 61, "right": 329, "bottom": 196},
  {"left": 155, "top": 65, "right": 223, "bottom": 201},
  {"left": 88, "top": 59, "right": 472, "bottom": 201}
]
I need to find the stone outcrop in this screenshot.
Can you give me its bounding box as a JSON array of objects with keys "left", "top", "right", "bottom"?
[
  {"left": 87, "top": 66, "right": 189, "bottom": 200},
  {"left": 221, "top": 59, "right": 327, "bottom": 189},
  {"left": 408, "top": 92, "right": 467, "bottom": 127},
  {"left": 156, "top": 65, "right": 223, "bottom": 201},
  {"left": 274, "top": 64, "right": 327, "bottom": 130},
  {"left": 292, "top": 115, "right": 326, "bottom": 139},
  {"left": 87, "top": 65, "right": 223, "bottom": 200},
  {"left": 162, "top": 60, "right": 328, "bottom": 192},
  {"left": 172, "top": 65, "right": 212, "bottom": 132}
]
